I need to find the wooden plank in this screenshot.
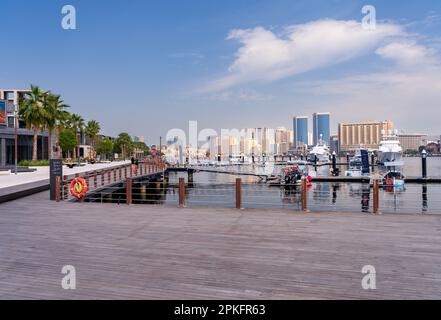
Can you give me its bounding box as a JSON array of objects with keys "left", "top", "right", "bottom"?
[{"left": 0, "top": 191, "right": 440, "bottom": 299}]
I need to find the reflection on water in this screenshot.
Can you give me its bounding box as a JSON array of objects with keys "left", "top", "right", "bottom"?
[{"left": 154, "top": 171, "right": 440, "bottom": 214}]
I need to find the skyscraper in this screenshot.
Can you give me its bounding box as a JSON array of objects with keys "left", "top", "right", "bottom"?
[
  {"left": 313, "top": 112, "right": 330, "bottom": 145},
  {"left": 293, "top": 116, "right": 308, "bottom": 148}
]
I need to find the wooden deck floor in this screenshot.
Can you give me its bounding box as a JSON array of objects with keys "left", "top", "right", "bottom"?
[{"left": 1, "top": 191, "right": 441, "bottom": 299}]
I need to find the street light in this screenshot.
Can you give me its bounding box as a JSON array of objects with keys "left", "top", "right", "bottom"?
[{"left": 14, "top": 104, "right": 18, "bottom": 175}]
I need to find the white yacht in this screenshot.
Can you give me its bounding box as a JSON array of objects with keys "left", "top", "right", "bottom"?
[
  {"left": 377, "top": 130, "right": 403, "bottom": 165},
  {"left": 308, "top": 135, "right": 330, "bottom": 163},
  {"left": 377, "top": 130, "right": 405, "bottom": 187}
]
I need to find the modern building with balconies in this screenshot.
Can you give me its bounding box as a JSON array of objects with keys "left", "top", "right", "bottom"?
[{"left": 0, "top": 89, "right": 49, "bottom": 168}]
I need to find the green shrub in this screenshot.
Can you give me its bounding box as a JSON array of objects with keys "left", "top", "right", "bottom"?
[{"left": 18, "top": 160, "right": 50, "bottom": 167}]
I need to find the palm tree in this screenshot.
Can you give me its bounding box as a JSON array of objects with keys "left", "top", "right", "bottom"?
[
  {"left": 115, "top": 132, "right": 133, "bottom": 159},
  {"left": 19, "top": 85, "right": 45, "bottom": 161},
  {"left": 84, "top": 120, "right": 101, "bottom": 160},
  {"left": 45, "top": 93, "right": 70, "bottom": 159},
  {"left": 69, "top": 113, "right": 85, "bottom": 160}
]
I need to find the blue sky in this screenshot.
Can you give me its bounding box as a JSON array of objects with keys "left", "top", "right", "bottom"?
[{"left": 1, "top": 0, "right": 441, "bottom": 143}]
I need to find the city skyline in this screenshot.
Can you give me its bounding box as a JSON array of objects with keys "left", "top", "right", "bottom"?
[{"left": 1, "top": 1, "right": 441, "bottom": 142}]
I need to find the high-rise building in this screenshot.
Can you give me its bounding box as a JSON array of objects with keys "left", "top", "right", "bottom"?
[
  {"left": 275, "top": 127, "right": 290, "bottom": 154},
  {"left": 338, "top": 120, "right": 394, "bottom": 152},
  {"left": 293, "top": 116, "right": 308, "bottom": 148},
  {"left": 313, "top": 112, "right": 330, "bottom": 145}
]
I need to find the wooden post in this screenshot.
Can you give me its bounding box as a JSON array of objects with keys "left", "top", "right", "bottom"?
[
  {"left": 236, "top": 178, "right": 242, "bottom": 209},
  {"left": 373, "top": 179, "right": 380, "bottom": 214},
  {"left": 125, "top": 166, "right": 127, "bottom": 178},
  {"left": 126, "top": 177, "right": 132, "bottom": 205},
  {"left": 63, "top": 175, "right": 68, "bottom": 200},
  {"left": 301, "top": 177, "right": 308, "bottom": 211},
  {"left": 179, "top": 177, "right": 185, "bottom": 208},
  {"left": 55, "top": 176, "right": 61, "bottom": 202}
]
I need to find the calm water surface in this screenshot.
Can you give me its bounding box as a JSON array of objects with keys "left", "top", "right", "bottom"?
[{"left": 86, "top": 157, "right": 441, "bottom": 214}]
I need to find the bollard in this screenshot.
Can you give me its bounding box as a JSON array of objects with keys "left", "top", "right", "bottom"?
[
  {"left": 101, "top": 171, "right": 105, "bottom": 186},
  {"left": 421, "top": 150, "right": 427, "bottom": 178},
  {"left": 301, "top": 177, "right": 308, "bottom": 211},
  {"left": 119, "top": 167, "right": 122, "bottom": 181},
  {"left": 94, "top": 172, "right": 97, "bottom": 188},
  {"left": 236, "top": 178, "right": 242, "bottom": 209},
  {"left": 126, "top": 177, "right": 132, "bottom": 205},
  {"left": 178, "top": 177, "right": 185, "bottom": 208},
  {"left": 332, "top": 152, "right": 337, "bottom": 176},
  {"left": 373, "top": 179, "right": 380, "bottom": 214},
  {"left": 114, "top": 168, "right": 117, "bottom": 182},
  {"left": 55, "top": 176, "right": 61, "bottom": 202},
  {"left": 108, "top": 170, "right": 111, "bottom": 184}
]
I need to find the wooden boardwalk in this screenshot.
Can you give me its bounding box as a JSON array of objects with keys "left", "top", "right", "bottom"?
[{"left": 1, "top": 191, "right": 441, "bottom": 299}]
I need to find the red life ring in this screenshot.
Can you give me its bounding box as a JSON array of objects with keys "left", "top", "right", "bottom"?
[
  {"left": 70, "top": 177, "right": 88, "bottom": 199},
  {"left": 385, "top": 178, "right": 394, "bottom": 186}
]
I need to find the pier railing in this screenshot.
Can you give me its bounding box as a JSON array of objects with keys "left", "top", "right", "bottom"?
[
  {"left": 57, "top": 159, "right": 165, "bottom": 202},
  {"left": 77, "top": 174, "right": 384, "bottom": 214},
  {"left": 172, "top": 177, "right": 381, "bottom": 214}
]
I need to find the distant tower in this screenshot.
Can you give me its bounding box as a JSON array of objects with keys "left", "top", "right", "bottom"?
[
  {"left": 293, "top": 116, "right": 308, "bottom": 148},
  {"left": 313, "top": 112, "right": 330, "bottom": 145}
]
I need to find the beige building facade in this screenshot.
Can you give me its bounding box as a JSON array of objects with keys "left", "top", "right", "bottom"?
[
  {"left": 338, "top": 120, "right": 394, "bottom": 152},
  {"left": 398, "top": 134, "right": 427, "bottom": 152}
]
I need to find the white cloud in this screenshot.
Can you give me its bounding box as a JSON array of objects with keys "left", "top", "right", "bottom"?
[
  {"left": 201, "top": 19, "right": 403, "bottom": 92},
  {"left": 291, "top": 44, "right": 441, "bottom": 132},
  {"left": 204, "top": 88, "right": 273, "bottom": 102},
  {"left": 376, "top": 42, "right": 439, "bottom": 67}
]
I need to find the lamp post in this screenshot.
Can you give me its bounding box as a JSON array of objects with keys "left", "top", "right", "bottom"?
[
  {"left": 332, "top": 151, "right": 337, "bottom": 176},
  {"left": 14, "top": 104, "right": 18, "bottom": 175},
  {"left": 421, "top": 149, "right": 427, "bottom": 179}
]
